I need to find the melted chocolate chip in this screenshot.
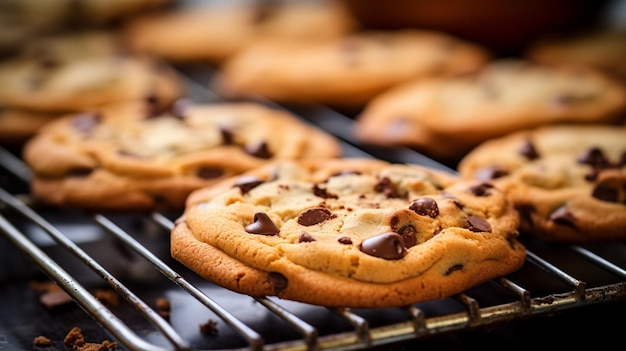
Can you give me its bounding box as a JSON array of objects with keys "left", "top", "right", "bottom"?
[
  {"left": 519, "top": 140, "right": 540, "bottom": 160},
  {"left": 312, "top": 184, "right": 338, "bottom": 199},
  {"left": 444, "top": 264, "right": 464, "bottom": 276},
  {"left": 409, "top": 198, "right": 439, "bottom": 218},
  {"left": 515, "top": 204, "right": 536, "bottom": 227},
  {"left": 374, "top": 177, "right": 405, "bottom": 199},
  {"left": 67, "top": 167, "right": 93, "bottom": 177},
  {"left": 234, "top": 176, "right": 264, "bottom": 194},
  {"left": 577, "top": 147, "right": 609, "bottom": 168},
  {"left": 469, "top": 182, "right": 493, "bottom": 197},
  {"left": 246, "top": 141, "right": 272, "bottom": 159},
  {"left": 474, "top": 166, "right": 509, "bottom": 181},
  {"left": 360, "top": 232, "right": 407, "bottom": 260},
  {"left": 397, "top": 225, "right": 417, "bottom": 248},
  {"left": 338, "top": 237, "right": 352, "bottom": 245},
  {"left": 268, "top": 272, "right": 288, "bottom": 292},
  {"left": 466, "top": 216, "right": 492, "bottom": 232},
  {"left": 72, "top": 113, "right": 101, "bottom": 133},
  {"left": 549, "top": 206, "right": 577, "bottom": 228},
  {"left": 297, "top": 208, "right": 336, "bottom": 226},
  {"left": 244, "top": 212, "right": 280, "bottom": 235},
  {"left": 220, "top": 127, "right": 234, "bottom": 145},
  {"left": 196, "top": 167, "right": 224, "bottom": 179},
  {"left": 299, "top": 232, "right": 316, "bottom": 243},
  {"left": 329, "top": 170, "right": 361, "bottom": 179},
  {"left": 592, "top": 182, "right": 620, "bottom": 203}
]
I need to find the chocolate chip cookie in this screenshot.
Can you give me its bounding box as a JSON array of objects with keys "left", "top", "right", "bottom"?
[
  {"left": 213, "top": 29, "right": 490, "bottom": 108},
  {"left": 22, "top": 100, "right": 342, "bottom": 211},
  {"left": 353, "top": 59, "right": 626, "bottom": 163},
  {"left": 171, "top": 158, "right": 526, "bottom": 308},
  {"left": 458, "top": 124, "right": 626, "bottom": 243},
  {"left": 122, "top": 0, "right": 358, "bottom": 64}
]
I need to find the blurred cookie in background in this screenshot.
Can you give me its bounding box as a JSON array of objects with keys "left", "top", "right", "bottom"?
[
  {"left": 353, "top": 59, "right": 626, "bottom": 165},
  {"left": 122, "top": 0, "right": 359, "bottom": 64},
  {"left": 213, "top": 29, "right": 490, "bottom": 108},
  {"left": 526, "top": 29, "right": 626, "bottom": 84}
]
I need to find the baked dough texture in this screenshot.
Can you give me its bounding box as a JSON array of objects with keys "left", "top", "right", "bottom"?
[
  {"left": 22, "top": 101, "right": 342, "bottom": 211},
  {"left": 458, "top": 124, "right": 626, "bottom": 243},
  {"left": 171, "top": 158, "right": 526, "bottom": 308}
]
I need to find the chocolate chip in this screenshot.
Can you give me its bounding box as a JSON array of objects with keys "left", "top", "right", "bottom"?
[
  {"left": 409, "top": 198, "right": 439, "bottom": 218},
  {"left": 72, "top": 113, "right": 100, "bottom": 133},
  {"left": 549, "top": 206, "right": 577, "bottom": 228},
  {"left": 359, "top": 232, "right": 407, "bottom": 260},
  {"left": 297, "top": 208, "right": 336, "bottom": 226},
  {"left": 219, "top": 127, "right": 234, "bottom": 145},
  {"left": 312, "top": 184, "right": 338, "bottom": 199},
  {"left": 67, "top": 167, "right": 93, "bottom": 177},
  {"left": 338, "top": 237, "right": 352, "bottom": 245},
  {"left": 374, "top": 177, "right": 405, "bottom": 199},
  {"left": 474, "top": 166, "right": 509, "bottom": 181},
  {"left": 469, "top": 182, "right": 493, "bottom": 197},
  {"left": 515, "top": 204, "right": 535, "bottom": 226},
  {"left": 244, "top": 212, "right": 280, "bottom": 235},
  {"left": 234, "top": 176, "right": 264, "bottom": 194},
  {"left": 519, "top": 140, "right": 539, "bottom": 160},
  {"left": 466, "top": 216, "right": 492, "bottom": 232},
  {"left": 246, "top": 141, "right": 272, "bottom": 159},
  {"left": 329, "top": 170, "right": 361, "bottom": 179},
  {"left": 444, "top": 264, "right": 464, "bottom": 276},
  {"left": 397, "top": 225, "right": 417, "bottom": 248},
  {"left": 196, "top": 167, "right": 224, "bottom": 179},
  {"left": 299, "top": 232, "right": 316, "bottom": 243},
  {"left": 577, "top": 147, "right": 609, "bottom": 168},
  {"left": 268, "top": 272, "right": 288, "bottom": 292},
  {"left": 592, "top": 182, "right": 620, "bottom": 203}
]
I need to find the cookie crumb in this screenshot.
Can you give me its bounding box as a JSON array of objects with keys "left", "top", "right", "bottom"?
[
  {"left": 33, "top": 335, "right": 51, "bottom": 347},
  {"left": 64, "top": 327, "right": 119, "bottom": 351},
  {"left": 92, "top": 288, "right": 119, "bottom": 307},
  {"left": 30, "top": 280, "right": 74, "bottom": 311},
  {"left": 155, "top": 297, "right": 171, "bottom": 320},
  {"left": 199, "top": 319, "right": 219, "bottom": 336}
]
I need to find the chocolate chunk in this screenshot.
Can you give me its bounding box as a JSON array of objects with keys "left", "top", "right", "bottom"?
[
  {"left": 549, "top": 206, "right": 577, "bottom": 228},
  {"left": 397, "top": 225, "right": 417, "bottom": 248},
  {"left": 466, "top": 216, "right": 492, "bottom": 232},
  {"left": 196, "top": 167, "right": 224, "bottom": 179},
  {"left": 244, "top": 212, "right": 280, "bottom": 235},
  {"left": 299, "top": 232, "right": 316, "bottom": 243},
  {"left": 246, "top": 141, "right": 272, "bottom": 158},
  {"left": 409, "top": 198, "right": 439, "bottom": 218},
  {"left": 519, "top": 140, "right": 539, "bottom": 160},
  {"left": 219, "top": 126, "right": 234, "bottom": 145},
  {"left": 444, "top": 264, "right": 464, "bottom": 276},
  {"left": 338, "top": 237, "right": 352, "bottom": 245},
  {"left": 360, "top": 232, "right": 407, "bottom": 260},
  {"left": 234, "top": 176, "right": 264, "bottom": 194},
  {"left": 592, "top": 182, "right": 620, "bottom": 203},
  {"left": 577, "top": 147, "right": 609, "bottom": 168},
  {"left": 268, "top": 272, "right": 288, "bottom": 292},
  {"left": 468, "top": 182, "right": 493, "bottom": 197},
  {"left": 374, "top": 176, "right": 405, "bottom": 198},
  {"left": 312, "top": 184, "right": 338, "bottom": 199},
  {"left": 72, "top": 113, "right": 100, "bottom": 133},
  {"left": 474, "top": 166, "right": 509, "bottom": 180},
  {"left": 297, "top": 208, "right": 336, "bottom": 226}
]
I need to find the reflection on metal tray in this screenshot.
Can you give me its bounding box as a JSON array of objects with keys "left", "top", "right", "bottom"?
[{"left": 1, "top": 64, "right": 625, "bottom": 351}]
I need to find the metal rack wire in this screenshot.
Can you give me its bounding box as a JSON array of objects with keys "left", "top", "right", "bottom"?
[{"left": 1, "top": 67, "right": 625, "bottom": 351}]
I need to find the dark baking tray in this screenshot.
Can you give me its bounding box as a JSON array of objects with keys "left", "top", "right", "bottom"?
[{"left": 1, "top": 63, "right": 625, "bottom": 351}]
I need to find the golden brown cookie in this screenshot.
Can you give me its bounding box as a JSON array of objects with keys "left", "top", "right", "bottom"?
[
  {"left": 353, "top": 59, "right": 626, "bottom": 163},
  {"left": 212, "top": 29, "right": 490, "bottom": 108},
  {"left": 171, "top": 158, "right": 526, "bottom": 308},
  {"left": 527, "top": 29, "right": 626, "bottom": 83},
  {"left": 0, "top": 30, "right": 184, "bottom": 113},
  {"left": 0, "top": 107, "right": 61, "bottom": 146},
  {"left": 22, "top": 100, "right": 342, "bottom": 212},
  {"left": 122, "top": 0, "right": 358, "bottom": 64},
  {"left": 458, "top": 124, "right": 626, "bottom": 243}
]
